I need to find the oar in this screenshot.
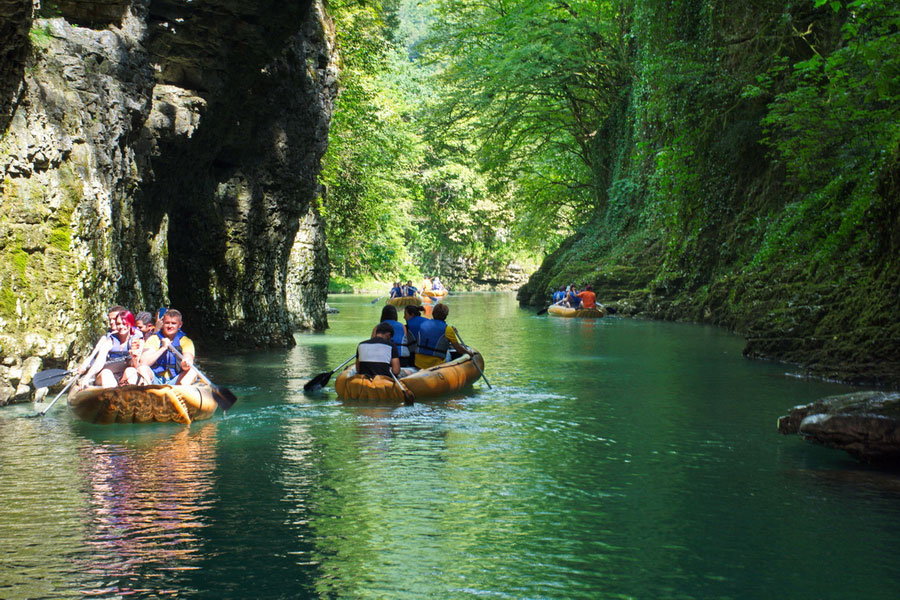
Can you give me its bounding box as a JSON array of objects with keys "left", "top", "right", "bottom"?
[
  {"left": 536, "top": 300, "right": 562, "bottom": 316},
  {"left": 452, "top": 327, "right": 492, "bottom": 389},
  {"left": 370, "top": 295, "right": 387, "bottom": 305},
  {"left": 389, "top": 370, "right": 415, "bottom": 405},
  {"left": 32, "top": 368, "right": 72, "bottom": 389},
  {"left": 32, "top": 355, "right": 129, "bottom": 389},
  {"left": 32, "top": 344, "right": 102, "bottom": 417},
  {"left": 37, "top": 375, "right": 79, "bottom": 416},
  {"left": 167, "top": 345, "right": 237, "bottom": 411},
  {"left": 304, "top": 354, "right": 355, "bottom": 393}
]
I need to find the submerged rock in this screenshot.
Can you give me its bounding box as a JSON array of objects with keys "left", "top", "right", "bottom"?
[{"left": 778, "top": 391, "right": 900, "bottom": 462}]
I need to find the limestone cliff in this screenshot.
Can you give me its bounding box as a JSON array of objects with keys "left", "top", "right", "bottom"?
[{"left": 0, "top": 0, "right": 337, "bottom": 403}]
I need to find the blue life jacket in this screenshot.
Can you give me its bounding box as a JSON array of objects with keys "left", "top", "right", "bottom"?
[
  {"left": 568, "top": 291, "right": 581, "bottom": 307},
  {"left": 405, "top": 315, "right": 428, "bottom": 354},
  {"left": 390, "top": 286, "right": 403, "bottom": 298},
  {"left": 416, "top": 319, "right": 449, "bottom": 358},
  {"left": 152, "top": 330, "right": 186, "bottom": 377},
  {"left": 552, "top": 291, "right": 565, "bottom": 303},
  {"left": 383, "top": 319, "right": 410, "bottom": 358},
  {"left": 405, "top": 286, "right": 418, "bottom": 297}
]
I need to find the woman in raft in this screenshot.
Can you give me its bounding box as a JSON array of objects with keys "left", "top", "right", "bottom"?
[{"left": 79, "top": 310, "right": 144, "bottom": 389}]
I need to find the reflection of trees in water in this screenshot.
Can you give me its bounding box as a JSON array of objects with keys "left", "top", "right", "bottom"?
[{"left": 75, "top": 425, "right": 218, "bottom": 596}]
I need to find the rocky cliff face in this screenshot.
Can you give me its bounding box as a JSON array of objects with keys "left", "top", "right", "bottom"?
[{"left": 0, "top": 0, "right": 337, "bottom": 403}]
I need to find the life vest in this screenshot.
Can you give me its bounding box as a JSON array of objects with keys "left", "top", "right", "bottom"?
[
  {"left": 105, "top": 331, "right": 139, "bottom": 363},
  {"left": 151, "top": 330, "right": 186, "bottom": 378},
  {"left": 357, "top": 338, "right": 394, "bottom": 377},
  {"left": 552, "top": 291, "right": 565, "bottom": 303},
  {"left": 416, "top": 319, "right": 449, "bottom": 358},
  {"left": 390, "top": 286, "right": 403, "bottom": 298},
  {"left": 405, "top": 315, "right": 428, "bottom": 354},
  {"left": 383, "top": 319, "right": 410, "bottom": 358},
  {"left": 405, "top": 286, "right": 418, "bottom": 297}
]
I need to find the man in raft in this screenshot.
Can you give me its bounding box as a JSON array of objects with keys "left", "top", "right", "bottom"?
[
  {"left": 414, "top": 303, "right": 468, "bottom": 369},
  {"left": 357, "top": 322, "right": 401, "bottom": 378},
  {"left": 138, "top": 309, "right": 199, "bottom": 385},
  {"left": 575, "top": 285, "right": 597, "bottom": 309}
]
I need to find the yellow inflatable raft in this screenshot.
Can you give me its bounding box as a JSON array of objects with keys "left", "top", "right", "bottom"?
[
  {"left": 68, "top": 384, "right": 218, "bottom": 425},
  {"left": 548, "top": 305, "right": 605, "bottom": 318},
  {"left": 421, "top": 289, "right": 448, "bottom": 298},
  {"left": 387, "top": 296, "right": 423, "bottom": 308},
  {"left": 335, "top": 352, "right": 485, "bottom": 402}
]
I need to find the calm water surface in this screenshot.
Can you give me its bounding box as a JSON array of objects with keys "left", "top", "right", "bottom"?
[{"left": 2, "top": 292, "right": 899, "bottom": 599}]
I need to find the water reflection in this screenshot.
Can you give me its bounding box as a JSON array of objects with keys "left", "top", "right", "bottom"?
[{"left": 74, "top": 425, "right": 218, "bottom": 597}]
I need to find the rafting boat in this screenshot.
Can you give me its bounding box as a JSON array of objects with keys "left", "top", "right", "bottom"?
[
  {"left": 548, "top": 305, "right": 605, "bottom": 318},
  {"left": 387, "top": 296, "right": 423, "bottom": 308},
  {"left": 68, "top": 384, "right": 218, "bottom": 424},
  {"left": 335, "top": 352, "right": 485, "bottom": 402},
  {"left": 421, "top": 289, "right": 448, "bottom": 298}
]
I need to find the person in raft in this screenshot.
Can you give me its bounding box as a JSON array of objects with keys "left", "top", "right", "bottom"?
[
  {"left": 134, "top": 311, "right": 157, "bottom": 340},
  {"left": 357, "top": 322, "right": 401, "bottom": 378},
  {"left": 137, "top": 309, "right": 198, "bottom": 385},
  {"left": 551, "top": 286, "right": 566, "bottom": 305},
  {"left": 79, "top": 310, "right": 144, "bottom": 389},
  {"left": 414, "top": 303, "right": 468, "bottom": 369},
  {"left": 404, "top": 280, "right": 419, "bottom": 297},
  {"left": 374, "top": 305, "right": 415, "bottom": 368},
  {"left": 389, "top": 282, "right": 404, "bottom": 298},
  {"left": 576, "top": 285, "right": 597, "bottom": 309},
  {"left": 431, "top": 277, "right": 445, "bottom": 292},
  {"left": 564, "top": 284, "right": 581, "bottom": 308},
  {"left": 403, "top": 305, "right": 427, "bottom": 360}
]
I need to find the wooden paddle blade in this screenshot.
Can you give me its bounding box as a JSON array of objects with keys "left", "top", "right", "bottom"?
[
  {"left": 31, "top": 369, "right": 72, "bottom": 389},
  {"left": 211, "top": 385, "right": 238, "bottom": 411},
  {"left": 303, "top": 371, "right": 333, "bottom": 393}
]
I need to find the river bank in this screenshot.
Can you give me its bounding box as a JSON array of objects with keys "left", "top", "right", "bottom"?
[{"left": 518, "top": 234, "right": 900, "bottom": 390}]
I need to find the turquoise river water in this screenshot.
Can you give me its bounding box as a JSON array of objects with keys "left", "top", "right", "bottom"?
[{"left": 1, "top": 292, "right": 899, "bottom": 599}]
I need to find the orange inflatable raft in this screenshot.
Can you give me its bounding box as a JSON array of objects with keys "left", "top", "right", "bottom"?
[
  {"left": 421, "top": 289, "right": 448, "bottom": 298},
  {"left": 335, "top": 352, "right": 485, "bottom": 402},
  {"left": 68, "top": 384, "right": 218, "bottom": 425},
  {"left": 548, "top": 305, "right": 605, "bottom": 318}
]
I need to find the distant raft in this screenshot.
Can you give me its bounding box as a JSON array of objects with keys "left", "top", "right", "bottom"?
[
  {"left": 421, "top": 289, "right": 448, "bottom": 298},
  {"left": 335, "top": 352, "right": 485, "bottom": 402},
  {"left": 68, "top": 384, "right": 218, "bottom": 425},
  {"left": 387, "top": 296, "right": 423, "bottom": 308},
  {"left": 548, "top": 305, "right": 605, "bottom": 318}
]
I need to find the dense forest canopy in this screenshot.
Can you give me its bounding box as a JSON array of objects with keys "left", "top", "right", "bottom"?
[{"left": 321, "top": 0, "right": 899, "bottom": 293}]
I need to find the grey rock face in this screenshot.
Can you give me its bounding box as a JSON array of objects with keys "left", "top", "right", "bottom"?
[{"left": 0, "top": 0, "right": 336, "bottom": 399}]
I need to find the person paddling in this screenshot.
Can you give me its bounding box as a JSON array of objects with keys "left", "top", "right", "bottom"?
[
  {"left": 373, "top": 305, "right": 415, "bottom": 368},
  {"left": 357, "top": 322, "right": 401, "bottom": 378},
  {"left": 138, "top": 309, "right": 198, "bottom": 385},
  {"left": 79, "top": 310, "right": 143, "bottom": 389},
  {"left": 414, "top": 303, "right": 468, "bottom": 369},
  {"left": 576, "top": 285, "right": 597, "bottom": 309}
]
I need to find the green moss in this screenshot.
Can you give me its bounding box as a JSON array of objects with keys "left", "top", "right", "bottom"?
[{"left": 49, "top": 227, "right": 70, "bottom": 251}]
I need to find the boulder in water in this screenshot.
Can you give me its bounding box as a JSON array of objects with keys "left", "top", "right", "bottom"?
[{"left": 777, "top": 391, "right": 900, "bottom": 462}]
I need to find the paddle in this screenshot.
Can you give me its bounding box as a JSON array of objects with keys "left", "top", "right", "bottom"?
[
  {"left": 370, "top": 294, "right": 388, "bottom": 305},
  {"left": 304, "top": 354, "right": 355, "bottom": 393},
  {"left": 32, "top": 344, "right": 102, "bottom": 417},
  {"left": 536, "top": 300, "right": 562, "bottom": 316},
  {"left": 37, "top": 375, "right": 79, "bottom": 416},
  {"left": 452, "top": 327, "right": 492, "bottom": 389},
  {"left": 167, "top": 345, "right": 238, "bottom": 411},
  {"left": 31, "top": 355, "right": 129, "bottom": 389},
  {"left": 389, "top": 369, "right": 415, "bottom": 405}
]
